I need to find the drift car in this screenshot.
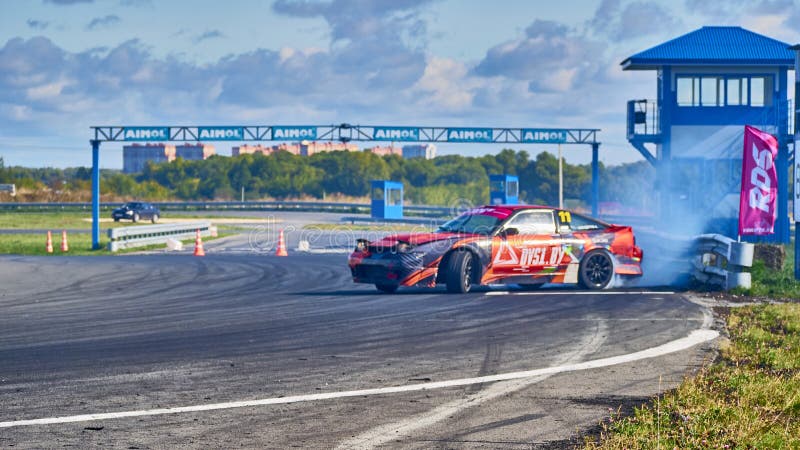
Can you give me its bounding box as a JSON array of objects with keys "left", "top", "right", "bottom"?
[{"left": 348, "top": 205, "right": 643, "bottom": 293}]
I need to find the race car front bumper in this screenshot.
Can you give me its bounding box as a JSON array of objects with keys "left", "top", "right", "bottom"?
[{"left": 349, "top": 251, "right": 426, "bottom": 286}]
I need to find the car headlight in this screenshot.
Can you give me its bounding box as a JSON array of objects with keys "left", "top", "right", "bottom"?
[
  {"left": 396, "top": 242, "right": 413, "bottom": 253},
  {"left": 126, "top": 210, "right": 133, "bottom": 215},
  {"left": 355, "top": 239, "right": 369, "bottom": 252}
]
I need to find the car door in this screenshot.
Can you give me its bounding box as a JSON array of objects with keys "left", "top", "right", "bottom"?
[{"left": 490, "top": 209, "right": 562, "bottom": 277}]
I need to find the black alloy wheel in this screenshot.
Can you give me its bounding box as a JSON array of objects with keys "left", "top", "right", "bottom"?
[{"left": 579, "top": 250, "right": 614, "bottom": 290}]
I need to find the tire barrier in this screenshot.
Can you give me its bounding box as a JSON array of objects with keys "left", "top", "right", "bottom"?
[{"left": 692, "top": 234, "right": 754, "bottom": 290}]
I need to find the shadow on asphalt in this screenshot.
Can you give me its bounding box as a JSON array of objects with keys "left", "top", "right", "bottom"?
[{"left": 292, "top": 285, "right": 684, "bottom": 297}]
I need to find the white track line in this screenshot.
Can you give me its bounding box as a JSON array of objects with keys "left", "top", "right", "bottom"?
[
  {"left": 337, "top": 316, "right": 611, "bottom": 449},
  {"left": 0, "top": 328, "right": 718, "bottom": 428},
  {"left": 485, "top": 290, "right": 676, "bottom": 296}
]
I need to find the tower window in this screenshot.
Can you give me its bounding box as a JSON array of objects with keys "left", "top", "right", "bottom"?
[
  {"left": 726, "top": 78, "right": 747, "bottom": 105},
  {"left": 701, "top": 77, "right": 723, "bottom": 106},
  {"left": 751, "top": 77, "right": 765, "bottom": 106},
  {"left": 677, "top": 75, "right": 771, "bottom": 107},
  {"left": 677, "top": 77, "right": 699, "bottom": 106}
]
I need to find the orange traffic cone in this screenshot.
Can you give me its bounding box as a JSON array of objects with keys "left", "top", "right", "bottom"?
[
  {"left": 60, "top": 230, "right": 69, "bottom": 252},
  {"left": 45, "top": 231, "right": 53, "bottom": 254},
  {"left": 193, "top": 229, "right": 206, "bottom": 256},
  {"left": 275, "top": 229, "right": 288, "bottom": 256}
]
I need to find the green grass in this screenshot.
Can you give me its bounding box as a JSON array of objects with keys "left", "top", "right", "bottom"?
[
  {"left": 0, "top": 233, "right": 229, "bottom": 256},
  {"left": 0, "top": 211, "right": 266, "bottom": 230},
  {"left": 585, "top": 303, "right": 800, "bottom": 449},
  {"left": 0, "top": 211, "right": 130, "bottom": 230},
  {"left": 741, "top": 243, "right": 800, "bottom": 300}
]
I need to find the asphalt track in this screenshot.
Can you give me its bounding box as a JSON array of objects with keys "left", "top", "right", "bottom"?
[{"left": 0, "top": 248, "right": 716, "bottom": 448}]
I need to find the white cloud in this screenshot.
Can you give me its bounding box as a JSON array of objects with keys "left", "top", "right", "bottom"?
[
  {"left": 411, "top": 57, "right": 473, "bottom": 111},
  {"left": 8, "top": 1, "right": 797, "bottom": 168},
  {"left": 25, "top": 79, "right": 69, "bottom": 100}
]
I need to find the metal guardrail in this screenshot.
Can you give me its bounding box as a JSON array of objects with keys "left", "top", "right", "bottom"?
[
  {"left": 341, "top": 216, "right": 446, "bottom": 226},
  {"left": 0, "top": 201, "right": 454, "bottom": 217},
  {"left": 0, "top": 201, "right": 661, "bottom": 222},
  {"left": 692, "top": 234, "right": 754, "bottom": 290},
  {"left": 108, "top": 221, "right": 211, "bottom": 252}
]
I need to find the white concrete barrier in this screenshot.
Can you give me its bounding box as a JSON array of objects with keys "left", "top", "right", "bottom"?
[{"left": 108, "top": 222, "right": 211, "bottom": 252}]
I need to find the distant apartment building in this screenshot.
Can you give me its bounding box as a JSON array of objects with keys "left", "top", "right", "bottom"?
[
  {"left": 232, "top": 142, "right": 358, "bottom": 157},
  {"left": 365, "top": 146, "right": 402, "bottom": 156},
  {"left": 299, "top": 141, "right": 359, "bottom": 156},
  {"left": 402, "top": 144, "right": 437, "bottom": 159},
  {"left": 123, "top": 143, "right": 176, "bottom": 173},
  {"left": 232, "top": 144, "right": 276, "bottom": 156},
  {"left": 123, "top": 143, "right": 215, "bottom": 173},
  {"left": 176, "top": 143, "right": 215, "bottom": 160},
  {"left": 274, "top": 143, "right": 302, "bottom": 155}
]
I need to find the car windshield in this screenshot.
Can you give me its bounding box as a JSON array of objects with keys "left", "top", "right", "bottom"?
[
  {"left": 124, "top": 202, "right": 140, "bottom": 209},
  {"left": 438, "top": 212, "right": 502, "bottom": 235}
]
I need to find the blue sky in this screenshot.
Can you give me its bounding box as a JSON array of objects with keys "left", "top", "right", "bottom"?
[{"left": 0, "top": 0, "right": 798, "bottom": 168}]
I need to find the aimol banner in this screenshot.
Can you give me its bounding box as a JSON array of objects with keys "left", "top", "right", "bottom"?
[
  {"left": 372, "top": 127, "right": 419, "bottom": 141},
  {"left": 272, "top": 126, "right": 317, "bottom": 140},
  {"left": 123, "top": 127, "right": 169, "bottom": 141},
  {"left": 446, "top": 128, "right": 493, "bottom": 142},
  {"left": 521, "top": 129, "right": 568, "bottom": 143},
  {"left": 739, "top": 125, "right": 778, "bottom": 235},
  {"left": 198, "top": 126, "right": 243, "bottom": 140}
]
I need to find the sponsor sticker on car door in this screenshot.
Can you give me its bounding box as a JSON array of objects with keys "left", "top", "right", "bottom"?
[{"left": 491, "top": 210, "right": 564, "bottom": 275}]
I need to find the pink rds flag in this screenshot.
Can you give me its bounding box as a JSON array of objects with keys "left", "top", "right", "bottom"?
[{"left": 739, "top": 125, "right": 778, "bottom": 236}]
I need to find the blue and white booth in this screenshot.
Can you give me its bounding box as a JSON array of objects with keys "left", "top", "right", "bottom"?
[
  {"left": 623, "top": 26, "right": 795, "bottom": 242},
  {"left": 489, "top": 174, "right": 519, "bottom": 205},
  {"left": 371, "top": 180, "right": 404, "bottom": 219}
]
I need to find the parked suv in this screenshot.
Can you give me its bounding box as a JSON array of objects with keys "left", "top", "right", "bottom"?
[{"left": 112, "top": 202, "right": 160, "bottom": 223}]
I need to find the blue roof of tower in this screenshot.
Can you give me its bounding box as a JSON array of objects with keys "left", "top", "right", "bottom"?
[{"left": 622, "top": 26, "right": 794, "bottom": 70}]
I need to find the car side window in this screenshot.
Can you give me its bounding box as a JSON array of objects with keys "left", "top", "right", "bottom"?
[
  {"left": 504, "top": 210, "right": 556, "bottom": 235},
  {"left": 569, "top": 214, "right": 605, "bottom": 231}
]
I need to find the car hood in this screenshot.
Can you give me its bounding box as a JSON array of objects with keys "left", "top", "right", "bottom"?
[{"left": 370, "top": 231, "right": 475, "bottom": 247}]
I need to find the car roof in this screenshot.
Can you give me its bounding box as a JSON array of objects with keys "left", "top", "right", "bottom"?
[{"left": 477, "top": 205, "right": 554, "bottom": 211}]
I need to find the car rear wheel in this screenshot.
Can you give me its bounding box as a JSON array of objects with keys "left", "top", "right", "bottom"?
[
  {"left": 579, "top": 250, "right": 614, "bottom": 290},
  {"left": 151, "top": 213, "right": 159, "bottom": 224},
  {"left": 445, "top": 250, "right": 473, "bottom": 294},
  {"left": 376, "top": 284, "right": 398, "bottom": 293},
  {"left": 133, "top": 213, "right": 140, "bottom": 223}
]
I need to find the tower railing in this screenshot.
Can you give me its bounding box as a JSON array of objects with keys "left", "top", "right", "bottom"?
[{"left": 626, "top": 99, "right": 660, "bottom": 139}]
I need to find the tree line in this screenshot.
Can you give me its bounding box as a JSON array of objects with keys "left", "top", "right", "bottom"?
[{"left": 0, "top": 151, "right": 655, "bottom": 209}]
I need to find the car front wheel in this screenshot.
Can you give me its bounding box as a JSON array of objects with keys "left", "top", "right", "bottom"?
[
  {"left": 132, "top": 213, "right": 140, "bottom": 223},
  {"left": 445, "top": 250, "right": 473, "bottom": 293},
  {"left": 579, "top": 250, "right": 614, "bottom": 290},
  {"left": 151, "top": 213, "right": 159, "bottom": 224}
]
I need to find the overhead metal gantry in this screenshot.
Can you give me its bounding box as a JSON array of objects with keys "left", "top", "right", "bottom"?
[{"left": 89, "top": 124, "right": 602, "bottom": 249}]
